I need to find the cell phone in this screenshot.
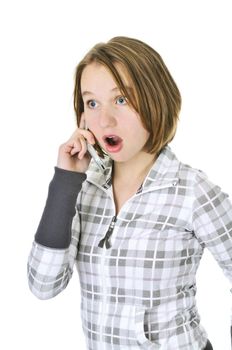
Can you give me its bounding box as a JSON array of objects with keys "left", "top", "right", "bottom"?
[{"left": 85, "top": 123, "right": 106, "bottom": 172}]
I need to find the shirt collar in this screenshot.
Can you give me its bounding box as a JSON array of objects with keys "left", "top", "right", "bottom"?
[{"left": 86, "top": 145, "right": 180, "bottom": 192}]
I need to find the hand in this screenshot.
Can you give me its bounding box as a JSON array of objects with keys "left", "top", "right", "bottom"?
[{"left": 56, "top": 114, "right": 95, "bottom": 173}]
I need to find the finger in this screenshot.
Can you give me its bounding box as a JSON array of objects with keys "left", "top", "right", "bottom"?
[
  {"left": 78, "top": 135, "right": 87, "bottom": 159},
  {"left": 67, "top": 128, "right": 96, "bottom": 149},
  {"left": 69, "top": 128, "right": 81, "bottom": 140},
  {"left": 69, "top": 128, "right": 90, "bottom": 141},
  {"left": 69, "top": 141, "right": 81, "bottom": 156},
  {"left": 62, "top": 141, "right": 76, "bottom": 154},
  {"left": 79, "top": 129, "right": 96, "bottom": 145}
]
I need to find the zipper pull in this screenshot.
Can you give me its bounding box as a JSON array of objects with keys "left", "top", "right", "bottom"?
[{"left": 98, "top": 216, "right": 117, "bottom": 249}]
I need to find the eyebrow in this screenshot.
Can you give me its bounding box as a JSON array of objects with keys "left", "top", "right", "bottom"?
[{"left": 81, "top": 86, "right": 133, "bottom": 97}]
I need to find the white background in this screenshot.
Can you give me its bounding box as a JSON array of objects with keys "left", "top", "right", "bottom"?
[{"left": 0, "top": 0, "right": 231, "bottom": 349}]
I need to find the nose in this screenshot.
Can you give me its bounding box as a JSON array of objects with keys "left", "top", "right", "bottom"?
[{"left": 99, "top": 106, "right": 117, "bottom": 129}]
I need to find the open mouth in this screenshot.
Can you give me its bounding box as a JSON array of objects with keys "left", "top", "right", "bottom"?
[
  {"left": 104, "top": 135, "right": 122, "bottom": 146},
  {"left": 103, "top": 135, "right": 123, "bottom": 152}
]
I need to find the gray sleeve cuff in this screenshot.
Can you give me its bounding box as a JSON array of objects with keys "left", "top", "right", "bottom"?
[{"left": 34, "top": 167, "right": 87, "bottom": 249}]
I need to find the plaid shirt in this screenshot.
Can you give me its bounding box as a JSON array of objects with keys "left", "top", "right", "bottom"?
[{"left": 28, "top": 146, "right": 232, "bottom": 349}]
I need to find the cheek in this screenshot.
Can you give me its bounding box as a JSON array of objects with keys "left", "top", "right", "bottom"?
[
  {"left": 84, "top": 113, "right": 99, "bottom": 130},
  {"left": 143, "top": 128, "right": 150, "bottom": 141},
  {"left": 85, "top": 119, "right": 103, "bottom": 141},
  {"left": 128, "top": 118, "right": 149, "bottom": 141}
]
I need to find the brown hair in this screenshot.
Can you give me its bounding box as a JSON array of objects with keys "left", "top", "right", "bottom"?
[{"left": 74, "top": 36, "right": 181, "bottom": 156}]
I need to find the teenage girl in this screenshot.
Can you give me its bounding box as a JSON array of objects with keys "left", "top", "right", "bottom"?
[{"left": 28, "top": 36, "right": 231, "bottom": 349}]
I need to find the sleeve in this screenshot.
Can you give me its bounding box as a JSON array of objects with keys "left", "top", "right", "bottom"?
[
  {"left": 27, "top": 167, "right": 86, "bottom": 300},
  {"left": 192, "top": 171, "right": 232, "bottom": 344}
]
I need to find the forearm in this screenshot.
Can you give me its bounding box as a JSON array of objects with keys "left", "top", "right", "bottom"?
[{"left": 34, "top": 166, "right": 86, "bottom": 248}]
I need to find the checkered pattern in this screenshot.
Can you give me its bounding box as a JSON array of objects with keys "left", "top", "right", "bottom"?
[{"left": 28, "top": 146, "right": 232, "bottom": 349}]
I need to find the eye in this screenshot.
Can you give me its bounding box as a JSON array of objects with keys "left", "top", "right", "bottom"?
[
  {"left": 86, "top": 100, "right": 98, "bottom": 109},
  {"left": 116, "top": 96, "right": 127, "bottom": 105}
]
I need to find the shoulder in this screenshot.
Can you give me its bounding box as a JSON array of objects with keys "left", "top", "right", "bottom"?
[
  {"left": 163, "top": 146, "right": 211, "bottom": 190},
  {"left": 178, "top": 160, "right": 226, "bottom": 202},
  {"left": 178, "top": 161, "right": 208, "bottom": 187},
  {"left": 177, "top": 156, "right": 218, "bottom": 195}
]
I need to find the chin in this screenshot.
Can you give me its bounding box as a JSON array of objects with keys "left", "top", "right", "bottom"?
[{"left": 110, "top": 153, "right": 135, "bottom": 163}]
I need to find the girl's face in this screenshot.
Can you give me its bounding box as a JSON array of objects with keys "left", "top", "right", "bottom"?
[{"left": 81, "top": 62, "right": 150, "bottom": 164}]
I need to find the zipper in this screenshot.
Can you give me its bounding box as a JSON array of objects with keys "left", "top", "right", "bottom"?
[
  {"left": 100, "top": 245, "right": 107, "bottom": 343},
  {"left": 98, "top": 215, "right": 117, "bottom": 249},
  {"left": 96, "top": 179, "right": 178, "bottom": 249}
]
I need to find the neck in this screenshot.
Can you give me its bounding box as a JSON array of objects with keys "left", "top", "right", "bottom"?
[{"left": 112, "top": 152, "right": 157, "bottom": 186}]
